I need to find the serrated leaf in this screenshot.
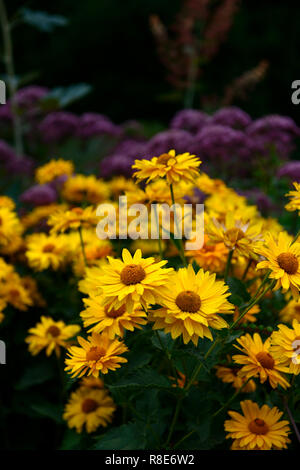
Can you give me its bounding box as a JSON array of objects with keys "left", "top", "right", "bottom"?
[
  {"left": 21, "top": 9, "right": 68, "bottom": 32},
  {"left": 93, "top": 422, "right": 145, "bottom": 450}
]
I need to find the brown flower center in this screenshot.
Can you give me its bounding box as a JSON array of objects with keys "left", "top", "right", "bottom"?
[
  {"left": 9, "top": 289, "right": 20, "bottom": 298},
  {"left": 81, "top": 398, "right": 99, "bottom": 414},
  {"left": 120, "top": 264, "right": 146, "bottom": 285},
  {"left": 295, "top": 306, "right": 300, "bottom": 314},
  {"left": 277, "top": 252, "right": 299, "bottom": 275},
  {"left": 256, "top": 351, "right": 275, "bottom": 369},
  {"left": 86, "top": 346, "right": 106, "bottom": 362},
  {"left": 47, "top": 325, "right": 61, "bottom": 337},
  {"left": 248, "top": 418, "right": 269, "bottom": 435},
  {"left": 0, "top": 217, "right": 2, "bottom": 225},
  {"left": 105, "top": 304, "right": 126, "bottom": 318},
  {"left": 43, "top": 243, "right": 55, "bottom": 253},
  {"left": 157, "top": 153, "right": 171, "bottom": 165},
  {"left": 226, "top": 228, "right": 245, "bottom": 242},
  {"left": 175, "top": 290, "right": 201, "bottom": 313}
]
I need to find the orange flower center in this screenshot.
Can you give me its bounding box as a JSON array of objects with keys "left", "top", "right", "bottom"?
[
  {"left": 81, "top": 398, "right": 99, "bottom": 414},
  {"left": 0, "top": 217, "right": 2, "bottom": 225},
  {"left": 175, "top": 290, "right": 201, "bottom": 313},
  {"left": 43, "top": 243, "right": 55, "bottom": 253},
  {"left": 71, "top": 207, "right": 83, "bottom": 215},
  {"left": 157, "top": 153, "right": 171, "bottom": 165},
  {"left": 86, "top": 346, "right": 106, "bottom": 362},
  {"left": 248, "top": 418, "right": 269, "bottom": 435},
  {"left": 9, "top": 289, "right": 20, "bottom": 298},
  {"left": 105, "top": 304, "right": 126, "bottom": 318},
  {"left": 226, "top": 228, "right": 245, "bottom": 242},
  {"left": 256, "top": 351, "right": 275, "bottom": 369},
  {"left": 47, "top": 325, "right": 61, "bottom": 337},
  {"left": 295, "top": 306, "right": 300, "bottom": 314},
  {"left": 277, "top": 252, "right": 299, "bottom": 275},
  {"left": 120, "top": 264, "right": 146, "bottom": 285}
]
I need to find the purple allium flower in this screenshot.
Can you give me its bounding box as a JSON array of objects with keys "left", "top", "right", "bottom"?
[
  {"left": 0, "top": 140, "right": 16, "bottom": 162},
  {"left": 100, "top": 154, "right": 135, "bottom": 178},
  {"left": 211, "top": 107, "right": 252, "bottom": 129},
  {"left": 170, "top": 109, "right": 209, "bottom": 134},
  {"left": 146, "top": 129, "right": 193, "bottom": 156},
  {"left": 238, "top": 188, "right": 275, "bottom": 213},
  {"left": 0, "top": 86, "right": 49, "bottom": 122},
  {"left": 77, "top": 113, "right": 121, "bottom": 139},
  {"left": 184, "top": 188, "right": 207, "bottom": 204},
  {"left": 191, "top": 124, "right": 247, "bottom": 161},
  {"left": 20, "top": 183, "right": 57, "bottom": 206},
  {"left": 39, "top": 111, "right": 80, "bottom": 142},
  {"left": 277, "top": 162, "right": 300, "bottom": 181},
  {"left": 5, "top": 154, "right": 35, "bottom": 175}
]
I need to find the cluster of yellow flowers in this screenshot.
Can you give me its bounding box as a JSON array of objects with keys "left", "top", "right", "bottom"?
[{"left": 2, "top": 151, "right": 300, "bottom": 448}]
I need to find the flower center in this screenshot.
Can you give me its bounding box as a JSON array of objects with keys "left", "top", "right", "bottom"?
[
  {"left": 175, "top": 290, "right": 201, "bottom": 313},
  {"left": 157, "top": 153, "right": 171, "bottom": 165},
  {"left": 71, "top": 207, "right": 83, "bottom": 215},
  {"left": 86, "top": 346, "right": 106, "bottom": 362},
  {"left": 47, "top": 325, "right": 61, "bottom": 337},
  {"left": 0, "top": 217, "right": 2, "bottom": 225},
  {"left": 120, "top": 264, "right": 146, "bottom": 285},
  {"left": 225, "top": 228, "right": 245, "bottom": 242},
  {"left": 248, "top": 418, "right": 269, "bottom": 435},
  {"left": 43, "top": 243, "right": 55, "bottom": 253},
  {"left": 9, "top": 289, "right": 20, "bottom": 298},
  {"left": 105, "top": 304, "right": 126, "bottom": 318},
  {"left": 256, "top": 351, "right": 275, "bottom": 369},
  {"left": 277, "top": 252, "right": 299, "bottom": 275},
  {"left": 81, "top": 398, "right": 99, "bottom": 414},
  {"left": 295, "top": 306, "right": 300, "bottom": 314}
]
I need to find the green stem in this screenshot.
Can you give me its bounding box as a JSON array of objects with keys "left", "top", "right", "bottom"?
[
  {"left": 242, "top": 259, "right": 252, "bottom": 281},
  {"left": 164, "top": 395, "right": 184, "bottom": 448},
  {"left": 224, "top": 249, "right": 234, "bottom": 281},
  {"left": 212, "top": 378, "right": 251, "bottom": 418},
  {"left": 0, "top": 0, "right": 23, "bottom": 156},
  {"left": 78, "top": 226, "right": 88, "bottom": 266}
]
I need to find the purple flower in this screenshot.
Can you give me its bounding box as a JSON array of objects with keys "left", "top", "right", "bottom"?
[
  {"left": 5, "top": 154, "right": 34, "bottom": 175},
  {"left": 170, "top": 109, "right": 209, "bottom": 134},
  {"left": 0, "top": 140, "right": 16, "bottom": 162},
  {"left": 0, "top": 86, "right": 49, "bottom": 121},
  {"left": 77, "top": 113, "right": 121, "bottom": 139},
  {"left": 39, "top": 111, "right": 80, "bottom": 142},
  {"left": 146, "top": 129, "right": 193, "bottom": 156},
  {"left": 277, "top": 162, "right": 300, "bottom": 181},
  {"left": 238, "top": 188, "right": 275, "bottom": 213},
  {"left": 20, "top": 183, "right": 57, "bottom": 206},
  {"left": 100, "top": 154, "right": 135, "bottom": 178},
  {"left": 211, "top": 107, "right": 252, "bottom": 129}
]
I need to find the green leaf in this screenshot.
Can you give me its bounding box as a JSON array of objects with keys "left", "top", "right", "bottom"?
[
  {"left": 151, "top": 331, "right": 173, "bottom": 352},
  {"left": 60, "top": 429, "right": 83, "bottom": 450},
  {"left": 21, "top": 9, "right": 68, "bottom": 32},
  {"left": 227, "top": 277, "right": 251, "bottom": 303},
  {"left": 108, "top": 367, "right": 171, "bottom": 392},
  {"left": 93, "top": 422, "right": 145, "bottom": 450},
  {"left": 30, "top": 401, "right": 63, "bottom": 423},
  {"left": 15, "top": 361, "right": 56, "bottom": 390},
  {"left": 41, "top": 84, "right": 92, "bottom": 109}
]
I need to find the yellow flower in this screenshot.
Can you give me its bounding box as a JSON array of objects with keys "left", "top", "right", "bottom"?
[
  {"left": 185, "top": 234, "right": 228, "bottom": 273},
  {"left": 205, "top": 190, "right": 258, "bottom": 222},
  {"left": 232, "top": 333, "right": 290, "bottom": 389},
  {"left": 256, "top": 232, "right": 300, "bottom": 299},
  {"left": 109, "top": 176, "right": 136, "bottom": 197},
  {"left": 96, "top": 248, "right": 172, "bottom": 312},
  {"left": 216, "top": 364, "right": 256, "bottom": 393},
  {"left": 133, "top": 149, "right": 201, "bottom": 185},
  {"left": 65, "top": 332, "right": 128, "bottom": 378},
  {"left": 279, "top": 298, "right": 300, "bottom": 324},
  {"left": 150, "top": 264, "right": 233, "bottom": 345},
  {"left": 233, "top": 304, "right": 260, "bottom": 324},
  {"left": 0, "top": 196, "right": 15, "bottom": 210},
  {"left": 206, "top": 213, "right": 263, "bottom": 258},
  {"left": 80, "top": 376, "right": 105, "bottom": 390},
  {"left": 225, "top": 400, "right": 291, "bottom": 450},
  {"left": 0, "top": 207, "right": 23, "bottom": 246},
  {"left": 0, "top": 272, "right": 33, "bottom": 311},
  {"left": 195, "top": 173, "right": 227, "bottom": 195},
  {"left": 48, "top": 206, "right": 98, "bottom": 234},
  {"left": 26, "top": 233, "right": 68, "bottom": 271},
  {"left": 80, "top": 296, "right": 147, "bottom": 338},
  {"left": 78, "top": 265, "right": 106, "bottom": 296},
  {"left": 270, "top": 320, "right": 300, "bottom": 375},
  {"left": 21, "top": 204, "right": 67, "bottom": 229},
  {"left": 26, "top": 316, "right": 80, "bottom": 357},
  {"left": 63, "top": 387, "right": 115, "bottom": 433},
  {"left": 62, "top": 174, "right": 110, "bottom": 204},
  {"left": 169, "top": 371, "right": 197, "bottom": 389},
  {"left": 20, "top": 276, "right": 46, "bottom": 308},
  {"left": 35, "top": 158, "right": 74, "bottom": 184},
  {"left": 285, "top": 182, "right": 300, "bottom": 214}
]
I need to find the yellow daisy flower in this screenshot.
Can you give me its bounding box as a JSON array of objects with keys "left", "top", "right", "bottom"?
[
  {"left": 0, "top": 272, "right": 33, "bottom": 311},
  {"left": 96, "top": 248, "right": 173, "bottom": 312},
  {"left": 80, "top": 376, "right": 105, "bottom": 390},
  {"left": 279, "top": 298, "right": 300, "bottom": 324},
  {"left": 20, "top": 276, "right": 46, "bottom": 308},
  {"left": 233, "top": 304, "right": 260, "bottom": 324},
  {"left": 133, "top": 149, "right": 201, "bottom": 185},
  {"left": 185, "top": 234, "right": 228, "bottom": 273},
  {"left": 65, "top": 332, "right": 128, "bottom": 378},
  {"left": 21, "top": 203, "right": 67, "bottom": 230},
  {"left": 215, "top": 364, "right": 256, "bottom": 393},
  {"left": 270, "top": 320, "right": 300, "bottom": 375},
  {"left": 80, "top": 296, "right": 147, "bottom": 338},
  {"left": 232, "top": 333, "right": 290, "bottom": 389},
  {"left": 205, "top": 190, "right": 258, "bottom": 222},
  {"left": 25, "top": 233, "right": 68, "bottom": 271},
  {"left": 109, "top": 176, "right": 136, "bottom": 197},
  {"left": 195, "top": 173, "right": 228, "bottom": 195},
  {"left": 206, "top": 213, "right": 263, "bottom": 259},
  {"left": 78, "top": 265, "right": 106, "bottom": 296},
  {"left": 35, "top": 158, "right": 74, "bottom": 184},
  {"left": 26, "top": 316, "right": 80, "bottom": 357},
  {"left": 48, "top": 206, "right": 98, "bottom": 234},
  {"left": 63, "top": 387, "right": 115, "bottom": 433},
  {"left": 256, "top": 232, "right": 300, "bottom": 299},
  {"left": 225, "top": 400, "right": 291, "bottom": 450},
  {"left": 0, "top": 207, "right": 23, "bottom": 246},
  {"left": 0, "top": 196, "right": 15, "bottom": 210},
  {"left": 285, "top": 182, "right": 300, "bottom": 214},
  {"left": 149, "top": 264, "right": 234, "bottom": 345},
  {"left": 62, "top": 174, "right": 110, "bottom": 205}
]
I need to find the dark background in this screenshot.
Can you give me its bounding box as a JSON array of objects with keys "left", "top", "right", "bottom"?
[{"left": 6, "top": 1, "right": 300, "bottom": 124}]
